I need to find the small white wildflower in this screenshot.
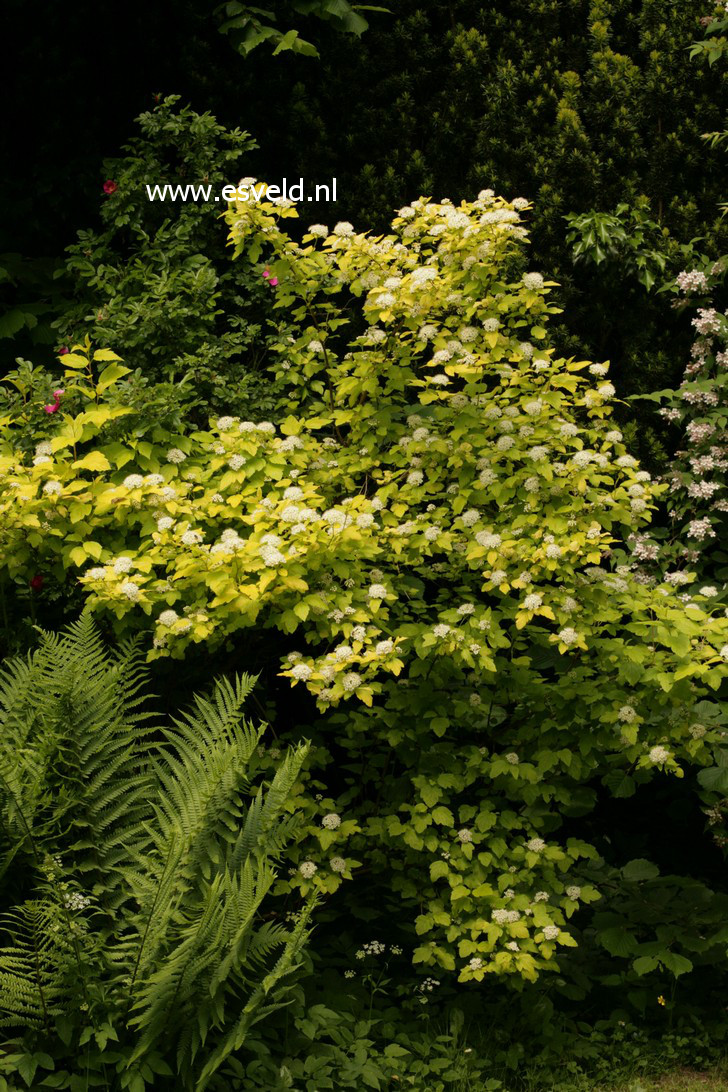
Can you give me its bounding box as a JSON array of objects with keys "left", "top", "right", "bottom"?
[
  {"left": 166, "top": 448, "right": 186, "bottom": 464},
  {"left": 299, "top": 861, "right": 318, "bottom": 879},
  {"left": 113, "top": 557, "right": 133, "bottom": 574},
  {"left": 342, "top": 672, "right": 362, "bottom": 692},
  {"left": 159, "top": 610, "right": 179, "bottom": 627},
  {"left": 43, "top": 481, "right": 62, "bottom": 496},
  {"left": 120, "top": 581, "right": 140, "bottom": 602},
  {"left": 122, "top": 474, "right": 144, "bottom": 489},
  {"left": 505, "top": 753, "right": 519, "bottom": 766},
  {"left": 566, "top": 886, "right": 581, "bottom": 900},
  {"left": 649, "top": 745, "right": 671, "bottom": 764},
  {"left": 618, "top": 705, "right": 636, "bottom": 723},
  {"left": 543, "top": 925, "right": 560, "bottom": 941},
  {"left": 322, "top": 813, "right": 342, "bottom": 830},
  {"left": 526, "top": 838, "right": 546, "bottom": 852},
  {"left": 558, "top": 627, "right": 579, "bottom": 646}
]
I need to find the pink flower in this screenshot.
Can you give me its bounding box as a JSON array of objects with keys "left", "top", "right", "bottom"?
[
  {"left": 58, "top": 347, "right": 69, "bottom": 356},
  {"left": 103, "top": 180, "right": 118, "bottom": 195},
  {"left": 262, "top": 269, "right": 271, "bottom": 279},
  {"left": 269, "top": 277, "right": 279, "bottom": 287},
  {"left": 53, "top": 389, "right": 65, "bottom": 400},
  {"left": 44, "top": 403, "right": 59, "bottom": 414}
]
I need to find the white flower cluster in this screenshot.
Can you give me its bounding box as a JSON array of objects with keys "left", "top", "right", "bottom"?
[{"left": 492, "top": 908, "right": 521, "bottom": 924}]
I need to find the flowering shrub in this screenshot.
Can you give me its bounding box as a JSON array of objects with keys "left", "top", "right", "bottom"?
[
  {"left": 630, "top": 260, "right": 728, "bottom": 591},
  {"left": 1, "top": 189, "right": 727, "bottom": 986}
]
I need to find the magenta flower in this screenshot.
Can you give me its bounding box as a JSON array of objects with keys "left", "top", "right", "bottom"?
[
  {"left": 58, "top": 347, "right": 69, "bottom": 356},
  {"left": 262, "top": 269, "right": 271, "bottom": 280},
  {"left": 269, "top": 277, "right": 279, "bottom": 287},
  {"left": 44, "top": 403, "right": 59, "bottom": 414},
  {"left": 103, "top": 180, "right": 118, "bottom": 195},
  {"left": 53, "top": 389, "right": 65, "bottom": 400}
]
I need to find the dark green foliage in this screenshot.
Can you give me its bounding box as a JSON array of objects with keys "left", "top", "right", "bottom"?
[
  {"left": 214, "top": 0, "right": 376, "bottom": 58},
  {"left": 0, "top": 615, "right": 313, "bottom": 1089},
  {"left": 54, "top": 98, "right": 280, "bottom": 423},
  {"left": 231, "top": 0, "right": 728, "bottom": 459}
]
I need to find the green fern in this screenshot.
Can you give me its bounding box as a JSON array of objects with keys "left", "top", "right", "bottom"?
[{"left": 0, "top": 614, "right": 314, "bottom": 1089}]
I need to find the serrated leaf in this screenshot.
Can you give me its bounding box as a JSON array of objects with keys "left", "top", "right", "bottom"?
[
  {"left": 632, "top": 955, "right": 659, "bottom": 976},
  {"left": 73, "top": 452, "right": 111, "bottom": 472},
  {"left": 622, "top": 858, "right": 659, "bottom": 883},
  {"left": 598, "top": 926, "right": 638, "bottom": 957},
  {"left": 661, "top": 951, "right": 693, "bottom": 978},
  {"left": 431, "top": 805, "right": 454, "bottom": 826}
]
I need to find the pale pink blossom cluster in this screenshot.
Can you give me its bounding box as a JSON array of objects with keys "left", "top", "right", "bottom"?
[
  {"left": 692, "top": 308, "right": 723, "bottom": 336},
  {"left": 676, "top": 270, "right": 709, "bottom": 294}
]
